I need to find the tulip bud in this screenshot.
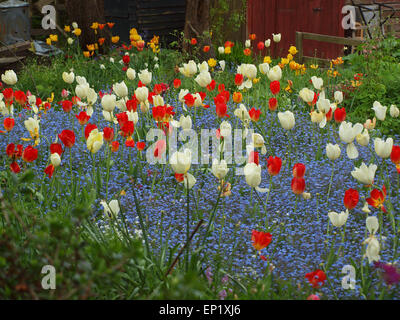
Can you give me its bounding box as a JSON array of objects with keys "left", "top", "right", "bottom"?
[{"left": 50, "top": 153, "right": 61, "bottom": 167}]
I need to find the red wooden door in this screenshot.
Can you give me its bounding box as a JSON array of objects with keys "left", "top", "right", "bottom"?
[{"left": 248, "top": 0, "right": 345, "bottom": 59}]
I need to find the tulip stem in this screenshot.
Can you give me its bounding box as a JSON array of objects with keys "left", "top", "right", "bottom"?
[
  {"left": 185, "top": 180, "right": 190, "bottom": 272},
  {"left": 326, "top": 161, "right": 335, "bottom": 203}
]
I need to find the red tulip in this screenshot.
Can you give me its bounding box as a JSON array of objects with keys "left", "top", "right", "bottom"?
[
  {"left": 293, "top": 163, "right": 306, "bottom": 178},
  {"left": 61, "top": 100, "right": 73, "bottom": 112},
  {"left": 270, "top": 81, "right": 280, "bottom": 95},
  {"left": 125, "top": 138, "right": 135, "bottom": 148},
  {"left": 207, "top": 79, "right": 216, "bottom": 92},
  {"left": 391, "top": 145, "right": 400, "bottom": 174},
  {"left": 110, "top": 141, "right": 119, "bottom": 152},
  {"left": 291, "top": 177, "right": 305, "bottom": 195},
  {"left": 366, "top": 185, "right": 387, "bottom": 213},
  {"left": 268, "top": 97, "right": 278, "bottom": 111},
  {"left": 234, "top": 74, "right": 244, "bottom": 86},
  {"left": 44, "top": 164, "right": 55, "bottom": 178},
  {"left": 126, "top": 97, "right": 138, "bottom": 112},
  {"left": 175, "top": 173, "right": 185, "bottom": 182},
  {"left": 14, "top": 90, "right": 27, "bottom": 105},
  {"left": 137, "top": 141, "right": 146, "bottom": 151},
  {"left": 122, "top": 55, "right": 130, "bottom": 64},
  {"left": 191, "top": 38, "right": 197, "bottom": 45},
  {"left": 248, "top": 151, "right": 259, "bottom": 165},
  {"left": 84, "top": 124, "right": 97, "bottom": 139},
  {"left": 305, "top": 269, "right": 326, "bottom": 288},
  {"left": 10, "top": 161, "right": 20, "bottom": 173},
  {"left": 22, "top": 146, "right": 38, "bottom": 162},
  {"left": 257, "top": 41, "right": 265, "bottom": 51},
  {"left": 173, "top": 79, "right": 181, "bottom": 89},
  {"left": 2, "top": 88, "right": 13, "bottom": 104},
  {"left": 216, "top": 103, "right": 229, "bottom": 118},
  {"left": 326, "top": 108, "right": 333, "bottom": 121},
  {"left": 58, "top": 129, "right": 75, "bottom": 148},
  {"left": 50, "top": 143, "right": 63, "bottom": 156},
  {"left": 344, "top": 188, "right": 359, "bottom": 210},
  {"left": 334, "top": 107, "right": 346, "bottom": 123},
  {"left": 4, "top": 118, "right": 14, "bottom": 131},
  {"left": 267, "top": 156, "right": 282, "bottom": 176},
  {"left": 184, "top": 93, "right": 195, "bottom": 107},
  {"left": 251, "top": 230, "right": 272, "bottom": 251},
  {"left": 249, "top": 108, "right": 261, "bottom": 122},
  {"left": 103, "top": 127, "right": 114, "bottom": 142},
  {"left": 75, "top": 111, "right": 90, "bottom": 125}
]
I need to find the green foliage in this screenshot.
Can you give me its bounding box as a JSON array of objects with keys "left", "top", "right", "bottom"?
[
  {"left": 342, "top": 36, "right": 400, "bottom": 136},
  {"left": 210, "top": 0, "right": 247, "bottom": 46}
]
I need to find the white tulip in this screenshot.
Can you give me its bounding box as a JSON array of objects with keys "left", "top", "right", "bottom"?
[
  {"left": 299, "top": 88, "right": 315, "bottom": 103},
  {"left": 265, "top": 39, "right": 271, "bottom": 47},
  {"left": 372, "top": 101, "right": 387, "bottom": 121},
  {"left": 267, "top": 65, "right": 282, "bottom": 82},
  {"left": 366, "top": 216, "right": 379, "bottom": 234},
  {"left": 328, "top": 209, "right": 349, "bottom": 227},
  {"left": 62, "top": 71, "right": 75, "bottom": 84},
  {"left": 179, "top": 115, "right": 192, "bottom": 130},
  {"left": 72, "top": 22, "right": 78, "bottom": 29},
  {"left": 362, "top": 202, "right": 371, "bottom": 214},
  {"left": 198, "top": 61, "right": 209, "bottom": 73},
  {"left": 390, "top": 105, "right": 399, "bottom": 118},
  {"left": 24, "top": 116, "right": 40, "bottom": 134},
  {"left": 170, "top": 149, "right": 192, "bottom": 174},
  {"left": 334, "top": 91, "right": 343, "bottom": 104},
  {"left": 113, "top": 81, "right": 128, "bottom": 98},
  {"left": 245, "top": 39, "right": 251, "bottom": 48},
  {"left": 153, "top": 95, "right": 164, "bottom": 107},
  {"left": 326, "top": 143, "right": 341, "bottom": 160},
  {"left": 84, "top": 89, "right": 96, "bottom": 106},
  {"left": 1, "top": 70, "right": 18, "bottom": 85},
  {"left": 67, "top": 37, "right": 74, "bottom": 45},
  {"left": 364, "top": 236, "right": 381, "bottom": 263},
  {"left": 220, "top": 121, "right": 232, "bottom": 138},
  {"left": 278, "top": 111, "right": 295, "bottom": 130},
  {"left": 138, "top": 69, "right": 152, "bottom": 85},
  {"left": 127, "top": 111, "right": 138, "bottom": 124},
  {"left": 339, "top": 121, "right": 364, "bottom": 159},
  {"left": 178, "top": 89, "right": 189, "bottom": 103},
  {"left": 212, "top": 159, "right": 229, "bottom": 180},
  {"left": 50, "top": 153, "right": 61, "bottom": 167},
  {"left": 75, "top": 76, "right": 87, "bottom": 85},
  {"left": 259, "top": 63, "right": 270, "bottom": 75},
  {"left": 272, "top": 33, "right": 281, "bottom": 42},
  {"left": 234, "top": 104, "right": 250, "bottom": 121},
  {"left": 75, "top": 83, "right": 89, "bottom": 100},
  {"left": 244, "top": 162, "right": 262, "bottom": 188},
  {"left": 316, "top": 98, "right": 330, "bottom": 113},
  {"left": 101, "top": 94, "right": 117, "bottom": 113},
  {"left": 374, "top": 137, "right": 393, "bottom": 159},
  {"left": 218, "top": 46, "right": 225, "bottom": 54},
  {"left": 219, "top": 60, "right": 226, "bottom": 71},
  {"left": 135, "top": 87, "right": 149, "bottom": 103},
  {"left": 351, "top": 163, "right": 377, "bottom": 185},
  {"left": 311, "top": 76, "right": 323, "bottom": 90},
  {"left": 126, "top": 68, "right": 136, "bottom": 80},
  {"left": 183, "top": 173, "right": 196, "bottom": 190},
  {"left": 194, "top": 71, "right": 212, "bottom": 87},
  {"left": 179, "top": 60, "right": 197, "bottom": 78},
  {"left": 356, "top": 129, "right": 370, "bottom": 147},
  {"left": 100, "top": 199, "right": 120, "bottom": 219}
]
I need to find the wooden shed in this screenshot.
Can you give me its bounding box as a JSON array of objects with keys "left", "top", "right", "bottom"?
[
  {"left": 247, "top": 0, "right": 346, "bottom": 59},
  {"left": 104, "top": 0, "right": 186, "bottom": 44}
]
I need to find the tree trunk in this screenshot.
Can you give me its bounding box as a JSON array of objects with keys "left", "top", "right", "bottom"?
[
  {"left": 183, "top": 0, "right": 211, "bottom": 53},
  {"left": 65, "top": 0, "right": 106, "bottom": 50}
]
